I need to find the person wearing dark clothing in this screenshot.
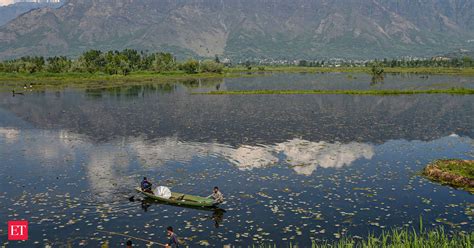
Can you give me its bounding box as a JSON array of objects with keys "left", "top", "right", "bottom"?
[
  {"left": 141, "top": 177, "right": 153, "bottom": 193},
  {"left": 208, "top": 186, "right": 224, "bottom": 204},
  {"left": 126, "top": 240, "right": 132, "bottom": 248},
  {"left": 165, "top": 226, "right": 179, "bottom": 248}
]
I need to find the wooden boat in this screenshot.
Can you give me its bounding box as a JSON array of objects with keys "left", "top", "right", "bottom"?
[{"left": 135, "top": 187, "right": 217, "bottom": 207}]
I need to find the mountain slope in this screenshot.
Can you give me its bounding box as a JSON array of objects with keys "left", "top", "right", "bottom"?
[
  {"left": 0, "top": 0, "right": 473, "bottom": 60},
  {"left": 0, "top": 1, "right": 63, "bottom": 26}
]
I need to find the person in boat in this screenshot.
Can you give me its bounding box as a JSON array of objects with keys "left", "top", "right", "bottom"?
[
  {"left": 140, "top": 177, "right": 153, "bottom": 194},
  {"left": 208, "top": 186, "right": 224, "bottom": 204},
  {"left": 165, "top": 226, "right": 179, "bottom": 248}
]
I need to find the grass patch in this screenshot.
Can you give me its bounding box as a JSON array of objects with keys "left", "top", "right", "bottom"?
[
  {"left": 0, "top": 70, "right": 261, "bottom": 84},
  {"left": 1, "top": 66, "right": 473, "bottom": 83},
  {"left": 0, "top": 71, "right": 265, "bottom": 92},
  {"left": 254, "top": 227, "right": 473, "bottom": 248},
  {"left": 198, "top": 88, "right": 474, "bottom": 95},
  {"left": 423, "top": 159, "right": 474, "bottom": 193}
]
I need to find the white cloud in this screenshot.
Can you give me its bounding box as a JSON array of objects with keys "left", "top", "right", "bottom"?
[{"left": 0, "top": 0, "right": 13, "bottom": 6}]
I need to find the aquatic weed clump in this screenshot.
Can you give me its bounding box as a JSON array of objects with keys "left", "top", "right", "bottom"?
[{"left": 423, "top": 159, "right": 474, "bottom": 193}]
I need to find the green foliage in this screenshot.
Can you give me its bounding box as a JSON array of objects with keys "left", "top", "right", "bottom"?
[
  {"left": 152, "top": 52, "right": 176, "bottom": 72},
  {"left": 46, "top": 56, "right": 71, "bottom": 73},
  {"left": 298, "top": 60, "right": 308, "bottom": 67},
  {"left": 423, "top": 159, "right": 474, "bottom": 193},
  {"left": 462, "top": 56, "right": 473, "bottom": 67},
  {"left": 80, "top": 50, "right": 106, "bottom": 73},
  {"left": 120, "top": 49, "right": 141, "bottom": 70},
  {"left": 371, "top": 61, "right": 384, "bottom": 76},
  {"left": 434, "top": 160, "right": 474, "bottom": 179},
  {"left": 245, "top": 60, "right": 252, "bottom": 70},
  {"left": 0, "top": 56, "right": 46, "bottom": 73},
  {"left": 1, "top": 49, "right": 472, "bottom": 77},
  {"left": 200, "top": 60, "right": 224, "bottom": 73},
  {"left": 257, "top": 227, "right": 473, "bottom": 248},
  {"left": 180, "top": 59, "right": 199, "bottom": 74},
  {"left": 104, "top": 51, "right": 132, "bottom": 75}
]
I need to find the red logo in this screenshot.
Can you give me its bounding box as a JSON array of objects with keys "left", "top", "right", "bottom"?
[{"left": 8, "top": 221, "right": 28, "bottom": 241}]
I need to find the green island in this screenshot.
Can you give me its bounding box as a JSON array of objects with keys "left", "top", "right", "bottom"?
[
  {"left": 423, "top": 159, "right": 474, "bottom": 193},
  {"left": 197, "top": 88, "right": 474, "bottom": 95}
]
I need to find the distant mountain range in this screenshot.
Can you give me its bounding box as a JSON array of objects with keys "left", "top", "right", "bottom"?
[
  {"left": 0, "top": 0, "right": 473, "bottom": 60},
  {"left": 0, "top": 1, "right": 62, "bottom": 26}
]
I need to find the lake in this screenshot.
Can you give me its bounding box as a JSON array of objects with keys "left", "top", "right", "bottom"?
[{"left": 0, "top": 72, "right": 473, "bottom": 247}]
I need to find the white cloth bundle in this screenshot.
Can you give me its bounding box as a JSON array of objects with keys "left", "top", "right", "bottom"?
[{"left": 155, "top": 186, "right": 172, "bottom": 199}]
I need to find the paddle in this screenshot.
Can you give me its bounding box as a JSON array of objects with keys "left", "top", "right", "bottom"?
[{"left": 129, "top": 189, "right": 141, "bottom": 202}]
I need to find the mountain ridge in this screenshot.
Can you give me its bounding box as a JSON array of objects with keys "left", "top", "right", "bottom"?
[
  {"left": 0, "top": 1, "right": 63, "bottom": 26},
  {"left": 0, "top": 0, "right": 473, "bottom": 60}
]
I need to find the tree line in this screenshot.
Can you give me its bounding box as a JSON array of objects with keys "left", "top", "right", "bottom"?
[
  {"left": 0, "top": 49, "right": 224, "bottom": 75},
  {"left": 298, "top": 56, "right": 474, "bottom": 68},
  {"left": 1, "top": 49, "right": 472, "bottom": 75}
]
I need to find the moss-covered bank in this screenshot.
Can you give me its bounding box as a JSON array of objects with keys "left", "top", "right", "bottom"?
[{"left": 423, "top": 159, "right": 474, "bottom": 193}]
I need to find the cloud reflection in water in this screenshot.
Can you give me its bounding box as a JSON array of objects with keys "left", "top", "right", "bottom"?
[
  {"left": 131, "top": 137, "right": 374, "bottom": 175},
  {"left": 2, "top": 128, "right": 376, "bottom": 198},
  {"left": 276, "top": 139, "right": 375, "bottom": 175}
]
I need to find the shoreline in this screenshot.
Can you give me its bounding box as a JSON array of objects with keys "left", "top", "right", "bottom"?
[{"left": 0, "top": 66, "right": 473, "bottom": 82}]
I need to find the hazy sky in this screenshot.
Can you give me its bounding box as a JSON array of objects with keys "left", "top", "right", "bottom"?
[{"left": 0, "top": 0, "right": 14, "bottom": 6}]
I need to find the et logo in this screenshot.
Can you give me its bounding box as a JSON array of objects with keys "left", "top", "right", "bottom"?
[{"left": 8, "top": 221, "right": 28, "bottom": 241}]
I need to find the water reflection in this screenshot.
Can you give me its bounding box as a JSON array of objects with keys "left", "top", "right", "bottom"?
[
  {"left": 84, "top": 78, "right": 224, "bottom": 98},
  {"left": 218, "top": 72, "right": 474, "bottom": 91},
  {"left": 131, "top": 136, "right": 373, "bottom": 175},
  {"left": 0, "top": 73, "right": 473, "bottom": 246},
  {"left": 0, "top": 127, "right": 19, "bottom": 143},
  {"left": 1, "top": 128, "right": 473, "bottom": 247},
  {"left": 1, "top": 90, "right": 472, "bottom": 145},
  {"left": 276, "top": 139, "right": 375, "bottom": 176},
  {"left": 87, "top": 147, "right": 131, "bottom": 196},
  {"left": 1, "top": 128, "right": 375, "bottom": 186}
]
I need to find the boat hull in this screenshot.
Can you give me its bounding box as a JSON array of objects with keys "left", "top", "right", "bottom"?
[{"left": 135, "top": 187, "right": 216, "bottom": 207}]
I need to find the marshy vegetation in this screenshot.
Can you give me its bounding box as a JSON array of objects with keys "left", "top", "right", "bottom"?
[
  {"left": 0, "top": 49, "right": 473, "bottom": 83},
  {"left": 423, "top": 160, "right": 474, "bottom": 193},
  {"left": 0, "top": 49, "right": 223, "bottom": 76},
  {"left": 282, "top": 227, "right": 473, "bottom": 248}
]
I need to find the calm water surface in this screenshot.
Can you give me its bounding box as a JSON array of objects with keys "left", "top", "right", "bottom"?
[{"left": 0, "top": 73, "right": 473, "bottom": 247}]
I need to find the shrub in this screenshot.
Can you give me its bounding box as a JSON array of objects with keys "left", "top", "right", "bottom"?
[
  {"left": 180, "top": 59, "right": 199, "bottom": 74},
  {"left": 200, "top": 60, "right": 224, "bottom": 73}
]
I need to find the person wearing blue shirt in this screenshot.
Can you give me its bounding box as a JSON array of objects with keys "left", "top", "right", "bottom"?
[
  {"left": 140, "top": 177, "right": 153, "bottom": 193},
  {"left": 165, "top": 226, "right": 179, "bottom": 248}
]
